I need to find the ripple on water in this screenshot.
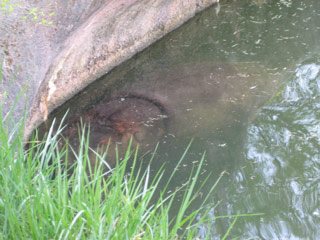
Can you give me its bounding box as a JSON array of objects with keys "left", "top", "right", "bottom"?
[{"left": 220, "top": 58, "right": 320, "bottom": 239}]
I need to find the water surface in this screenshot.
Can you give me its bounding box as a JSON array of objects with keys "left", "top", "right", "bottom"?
[{"left": 48, "top": 0, "right": 320, "bottom": 238}]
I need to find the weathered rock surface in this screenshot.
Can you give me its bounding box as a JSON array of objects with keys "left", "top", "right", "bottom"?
[{"left": 0, "top": 0, "right": 217, "bottom": 139}]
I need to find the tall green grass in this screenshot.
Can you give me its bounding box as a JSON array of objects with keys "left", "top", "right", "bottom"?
[
  {"left": 0, "top": 67, "right": 262, "bottom": 239},
  {"left": 0, "top": 106, "right": 222, "bottom": 240}
]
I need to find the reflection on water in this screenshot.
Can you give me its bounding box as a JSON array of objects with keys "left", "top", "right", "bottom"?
[
  {"left": 46, "top": 0, "right": 320, "bottom": 238},
  {"left": 219, "top": 57, "right": 320, "bottom": 239}
]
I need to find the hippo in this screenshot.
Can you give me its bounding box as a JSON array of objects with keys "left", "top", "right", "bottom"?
[
  {"left": 39, "top": 62, "right": 282, "bottom": 170},
  {"left": 1, "top": 0, "right": 287, "bottom": 173}
]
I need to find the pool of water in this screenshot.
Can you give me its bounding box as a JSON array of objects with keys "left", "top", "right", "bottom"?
[
  {"left": 47, "top": 0, "right": 320, "bottom": 238},
  {"left": 183, "top": 1, "right": 320, "bottom": 238},
  {"left": 205, "top": 56, "right": 320, "bottom": 239}
]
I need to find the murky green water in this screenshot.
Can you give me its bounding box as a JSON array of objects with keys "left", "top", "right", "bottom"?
[
  {"left": 49, "top": 0, "right": 320, "bottom": 238},
  {"left": 182, "top": 1, "right": 320, "bottom": 239},
  {"left": 217, "top": 57, "right": 320, "bottom": 239}
]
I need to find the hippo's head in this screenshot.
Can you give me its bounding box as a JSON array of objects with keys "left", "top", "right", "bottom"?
[{"left": 60, "top": 95, "right": 169, "bottom": 169}]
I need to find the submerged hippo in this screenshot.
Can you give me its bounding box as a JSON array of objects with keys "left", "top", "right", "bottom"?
[
  {"left": 61, "top": 95, "right": 168, "bottom": 168},
  {"left": 45, "top": 62, "right": 281, "bottom": 171}
]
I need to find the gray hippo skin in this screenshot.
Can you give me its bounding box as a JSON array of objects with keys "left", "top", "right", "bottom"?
[
  {"left": 50, "top": 62, "right": 280, "bottom": 169},
  {"left": 0, "top": 0, "right": 217, "bottom": 139}
]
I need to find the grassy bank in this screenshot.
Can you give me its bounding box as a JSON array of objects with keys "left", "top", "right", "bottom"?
[{"left": 0, "top": 104, "right": 226, "bottom": 239}]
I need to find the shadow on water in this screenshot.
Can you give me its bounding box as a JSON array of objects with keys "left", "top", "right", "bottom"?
[{"left": 38, "top": 0, "right": 320, "bottom": 238}]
